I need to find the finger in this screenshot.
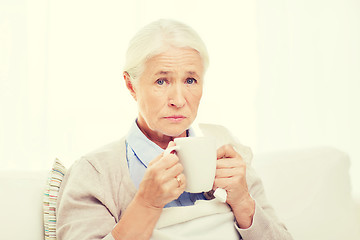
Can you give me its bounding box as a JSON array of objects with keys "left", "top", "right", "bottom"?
[
  {"left": 161, "top": 173, "right": 186, "bottom": 197},
  {"left": 162, "top": 162, "right": 184, "bottom": 181},
  {"left": 149, "top": 141, "right": 176, "bottom": 166},
  {"left": 178, "top": 173, "right": 186, "bottom": 188},
  {"left": 165, "top": 173, "right": 186, "bottom": 191},
  {"left": 164, "top": 154, "right": 180, "bottom": 170},
  {"left": 173, "top": 173, "right": 186, "bottom": 189},
  {"left": 213, "top": 177, "right": 232, "bottom": 190},
  {"left": 164, "top": 141, "right": 177, "bottom": 156},
  {"left": 175, "top": 173, "right": 186, "bottom": 195},
  {"left": 216, "top": 158, "right": 243, "bottom": 169},
  {"left": 167, "top": 141, "right": 176, "bottom": 148},
  {"left": 217, "top": 144, "right": 238, "bottom": 159},
  {"left": 150, "top": 153, "right": 179, "bottom": 170},
  {"left": 215, "top": 168, "right": 240, "bottom": 178}
]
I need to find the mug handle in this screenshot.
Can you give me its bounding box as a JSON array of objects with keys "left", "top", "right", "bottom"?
[{"left": 163, "top": 145, "right": 180, "bottom": 157}]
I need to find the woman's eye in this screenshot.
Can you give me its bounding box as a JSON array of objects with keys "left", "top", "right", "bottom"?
[
  {"left": 156, "top": 79, "right": 165, "bottom": 85},
  {"left": 186, "top": 78, "right": 197, "bottom": 84}
]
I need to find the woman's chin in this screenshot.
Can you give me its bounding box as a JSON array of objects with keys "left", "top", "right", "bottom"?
[
  {"left": 163, "top": 130, "right": 187, "bottom": 138},
  {"left": 160, "top": 125, "right": 189, "bottom": 138}
]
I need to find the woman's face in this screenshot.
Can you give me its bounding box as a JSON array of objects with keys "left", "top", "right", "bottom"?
[{"left": 129, "top": 47, "right": 204, "bottom": 140}]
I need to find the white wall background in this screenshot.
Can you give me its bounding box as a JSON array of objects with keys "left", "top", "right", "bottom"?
[{"left": 1, "top": 0, "right": 359, "bottom": 198}]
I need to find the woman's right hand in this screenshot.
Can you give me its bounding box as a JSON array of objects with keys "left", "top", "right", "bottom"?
[
  {"left": 136, "top": 141, "right": 186, "bottom": 209},
  {"left": 113, "top": 141, "right": 185, "bottom": 239}
]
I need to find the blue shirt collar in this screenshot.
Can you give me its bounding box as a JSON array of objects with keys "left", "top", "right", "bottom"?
[{"left": 126, "top": 119, "right": 195, "bottom": 168}]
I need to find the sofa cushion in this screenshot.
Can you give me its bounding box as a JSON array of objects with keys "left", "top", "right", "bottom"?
[
  {"left": 253, "top": 147, "right": 360, "bottom": 240},
  {"left": 43, "top": 158, "right": 67, "bottom": 240}
]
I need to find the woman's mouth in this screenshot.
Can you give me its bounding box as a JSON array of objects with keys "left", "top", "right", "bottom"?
[{"left": 164, "top": 115, "right": 186, "bottom": 122}]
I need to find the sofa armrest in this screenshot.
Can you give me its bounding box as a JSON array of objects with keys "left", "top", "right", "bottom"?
[
  {"left": 253, "top": 147, "right": 360, "bottom": 240},
  {"left": 0, "top": 170, "right": 49, "bottom": 240}
]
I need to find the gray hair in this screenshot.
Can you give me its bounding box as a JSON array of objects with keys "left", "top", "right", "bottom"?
[{"left": 124, "top": 19, "right": 209, "bottom": 84}]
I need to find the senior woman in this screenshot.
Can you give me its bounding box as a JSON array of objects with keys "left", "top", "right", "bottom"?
[{"left": 56, "top": 19, "right": 293, "bottom": 240}]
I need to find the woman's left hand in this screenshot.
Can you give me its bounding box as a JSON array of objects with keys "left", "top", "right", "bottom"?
[{"left": 214, "top": 144, "right": 255, "bottom": 229}]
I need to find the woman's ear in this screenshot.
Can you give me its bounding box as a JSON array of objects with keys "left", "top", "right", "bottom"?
[{"left": 124, "top": 72, "right": 137, "bottom": 101}]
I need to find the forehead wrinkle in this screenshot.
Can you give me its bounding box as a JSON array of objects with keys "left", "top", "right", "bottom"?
[
  {"left": 151, "top": 58, "right": 202, "bottom": 74},
  {"left": 145, "top": 48, "right": 204, "bottom": 78}
]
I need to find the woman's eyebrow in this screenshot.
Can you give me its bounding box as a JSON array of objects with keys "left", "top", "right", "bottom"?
[
  {"left": 187, "top": 71, "right": 200, "bottom": 78},
  {"left": 154, "top": 71, "right": 200, "bottom": 78},
  {"left": 155, "top": 71, "right": 172, "bottom": 75}
]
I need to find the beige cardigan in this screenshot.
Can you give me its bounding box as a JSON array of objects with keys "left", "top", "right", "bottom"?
[{"left": 56, "top": 124, "right": 293, "bottom": 240}]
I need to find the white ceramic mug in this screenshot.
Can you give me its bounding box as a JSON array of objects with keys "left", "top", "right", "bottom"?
[{"left": 164, "top": 137, "right": 217, "bottom": 193}]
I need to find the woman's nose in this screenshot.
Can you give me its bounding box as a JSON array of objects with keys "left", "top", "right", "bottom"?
[{"left": 168, "top": 83, "right": 186, "bottom": 108}]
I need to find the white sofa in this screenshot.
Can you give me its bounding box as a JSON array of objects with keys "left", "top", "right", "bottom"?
[
  {"left": 1, "top": 146, "right": 359, "bottom": 240},
  {"left": 253, "top": 147, "right": 360, "bottom": 240}
]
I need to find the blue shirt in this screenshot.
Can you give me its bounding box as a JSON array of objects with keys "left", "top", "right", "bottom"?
[{"left": 125, "top": 120, "right": 206, "bottom": 208}]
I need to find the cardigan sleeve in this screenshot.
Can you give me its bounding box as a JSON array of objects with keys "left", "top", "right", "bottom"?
[
  {"left": 56, "top": 157, "right": 117, "bottom": 240},
  {"left": 234, "top": 161, "right": 293, "bottom": 240}
]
